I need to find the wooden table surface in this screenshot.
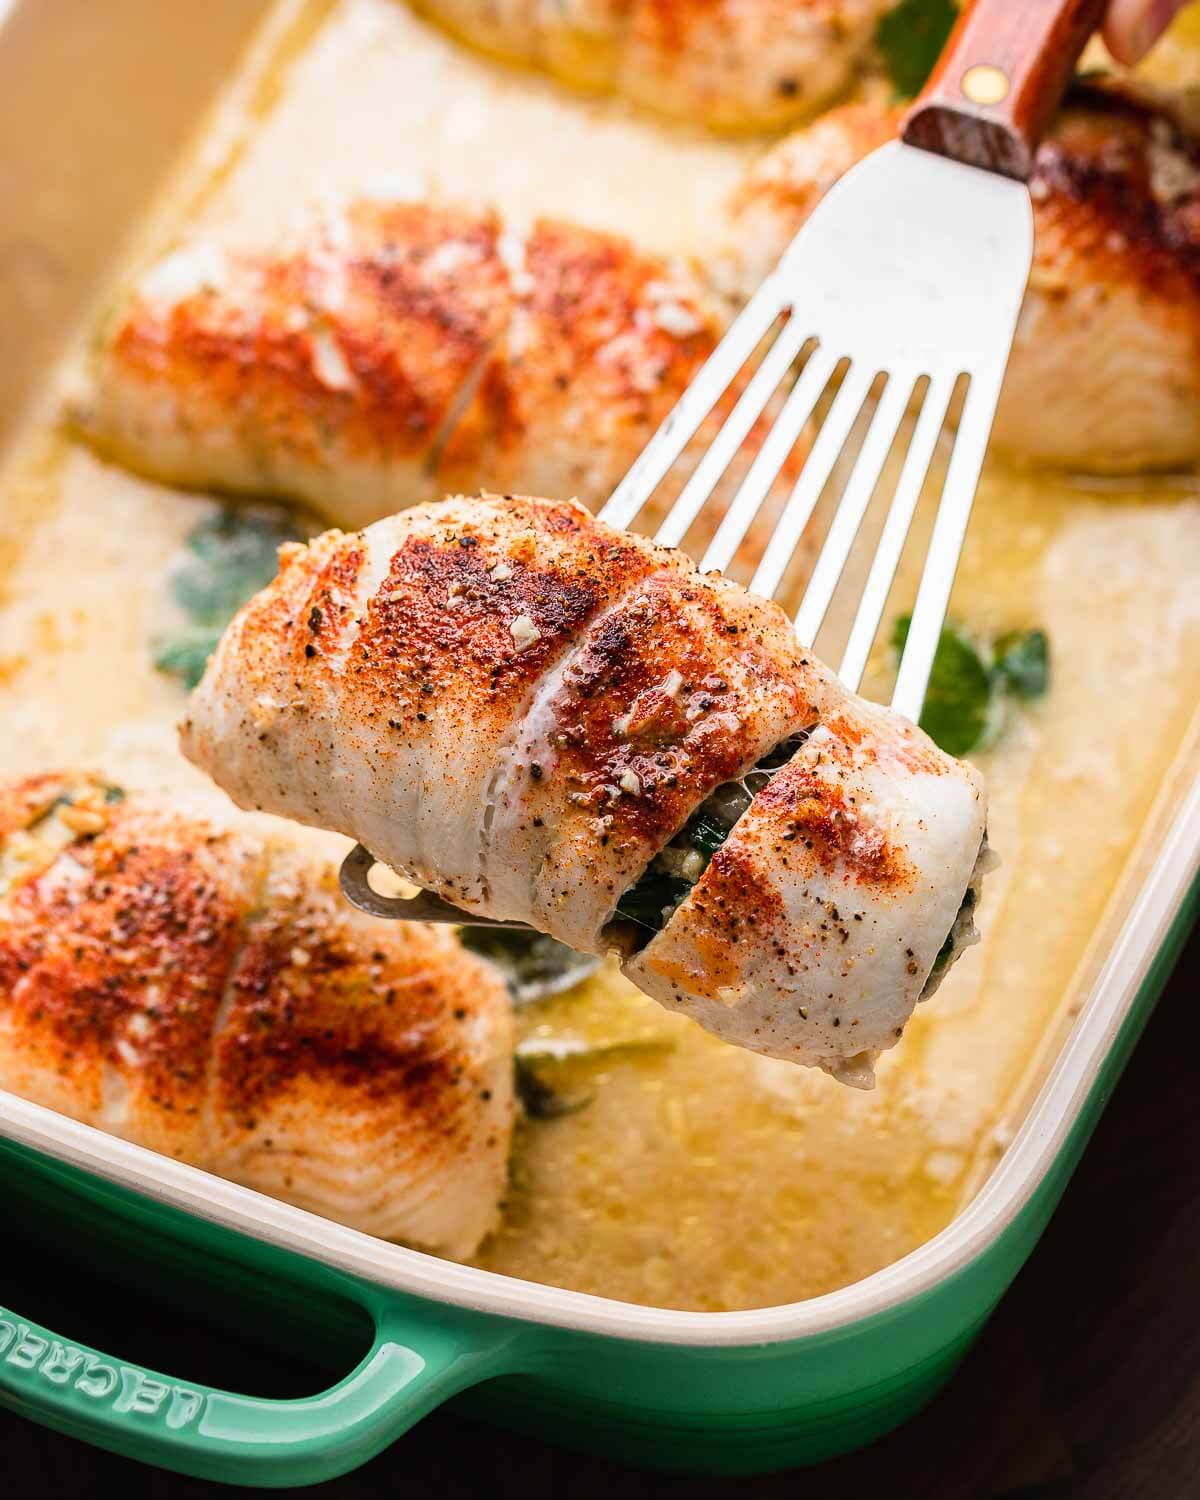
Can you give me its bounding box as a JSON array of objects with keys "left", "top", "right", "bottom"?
[{"left": 3, "top": 926, "right": 1196, "bottom": 1499}]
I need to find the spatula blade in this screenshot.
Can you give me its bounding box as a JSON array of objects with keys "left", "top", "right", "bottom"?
[{"left": 772, "top": 140, "right": 1034, "bottom": 375}]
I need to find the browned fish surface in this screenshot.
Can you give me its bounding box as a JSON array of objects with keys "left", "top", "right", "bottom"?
[
  {"left": 0, "top": 772, "right": 514, "bottom": 1257},
  {"left": 73, "top": 196, "right": 805, "bottom": 567},
  {"left": 722, "top": 80, "right": 1200, "bottom": 473},
  {"left": 182, "top": 492, "right": 986, "bottom": 1086},
  {"left": 72, "top": 201, "right": 726, "bottom": 529},
  {"left": 409, "top": 0, "right": 895, "bottom": 133}
]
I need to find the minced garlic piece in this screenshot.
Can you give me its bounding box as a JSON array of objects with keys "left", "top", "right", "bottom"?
[
  {"left": 619, "top": 770, "right": 642, "bottom": 796},
  {"left": 139, "top": 243, "right": 228, "bottom": 304},
  {"left": 6, "top": 830, "right": 43, "bottom": 864},
  {"left": 309, "top": 327, "right": 358, "bottom": 392},
  {"left": 1148, "top": 118, "right": 1200, "bottom": 203},
  {"left": 510, "top": 615, "right": 541, "bottom": 651},
  {"left": 656, "top": 845, "right": 706, "bottom": 883},
  {"left": 59, "top": 805, "right": 107, "bottom": 836},
  {"left": 651, "top": 299, "right": 702, "bottom": 339}
]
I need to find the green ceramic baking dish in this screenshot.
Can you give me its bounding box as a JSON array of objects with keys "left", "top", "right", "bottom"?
[
  {"left": 0, "top": 770, "right": 1194, "bottom": 1486},
  {"left": 1, "top": 0, "right": 1199, "bottom": 1484}
]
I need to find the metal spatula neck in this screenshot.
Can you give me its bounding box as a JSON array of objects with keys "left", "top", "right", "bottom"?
[{"left": 343, "top": 139, "right": 1034, "bottom": 930}]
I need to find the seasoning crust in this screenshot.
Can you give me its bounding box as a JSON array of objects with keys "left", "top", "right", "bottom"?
[
  {"left": 184, "top": 493, "right": 987, "bottom": 1084},
  {"left": 72, "top": 202, "right": 727, "bottom": 530},
  {"left": 0, "top": 774, "right": 514, "bottom": 1257},
  {"left": 721, "top": 80, "right": 1200, "bottom": 472},
  {"left": 409, "top": 0, "right": 896, "bottom": 133}
]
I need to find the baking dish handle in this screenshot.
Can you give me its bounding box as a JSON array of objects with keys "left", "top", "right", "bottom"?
[{"left": 0, "top": 1295, "right": 517, "bottom": 1486}]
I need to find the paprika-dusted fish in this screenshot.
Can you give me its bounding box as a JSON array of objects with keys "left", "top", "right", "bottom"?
[
  {"left": 181, "top": 492, "right": 988, "bottom": 1088},
  {"left": 0, "top": 772, "right": 513, "bottom": 1257},
  {"left": 720, "top": 81, "right": 1200, "bottom": 473},
  {"left": 408, "top": 0, "right": 896, "bottom": 134},
  {"left": 71, "top": 200, "right": 728, "bottom": 530}
]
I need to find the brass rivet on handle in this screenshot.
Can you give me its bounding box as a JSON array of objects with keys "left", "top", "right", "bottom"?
[{"left": 961, "top": 64, "right": 1010, "bottom": 106}]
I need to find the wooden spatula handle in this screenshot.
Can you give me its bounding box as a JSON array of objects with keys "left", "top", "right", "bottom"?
[{"left": 901, "top": 0, "right": 1108, "bottom": 179}]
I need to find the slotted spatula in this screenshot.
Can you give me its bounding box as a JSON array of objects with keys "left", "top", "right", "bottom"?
[{"left": 341, "top": 0, "right": 1106, "bottom": 928}]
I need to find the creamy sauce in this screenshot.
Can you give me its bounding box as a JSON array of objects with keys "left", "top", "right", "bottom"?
[{"left": 0, "top": 0, "right": 1198, "bottom": 1311}]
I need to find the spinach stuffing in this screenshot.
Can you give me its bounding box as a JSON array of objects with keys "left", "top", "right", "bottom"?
[{"left": 892, "top": 615, "right": 1050, "bottom": 756}]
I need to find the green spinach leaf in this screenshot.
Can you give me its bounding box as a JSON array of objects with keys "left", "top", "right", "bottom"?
[
  {"left": 892, "top": 615, "right": 1051, "bottom": 757},
  {"left": 875, "top": 0, "right": 958, "bottom": 99},
  {"left": 993, "top": 627, "right": 1050, "bottom": 700},
  {"left": 614, "top": 869, "right": 693, "bottom": 932},
  {"left": 892, "top": 614, "right": 991, "bottom": 757},
  {"left": 154, "top": 624, "right": 225, "bottom": 692},
  {"left": 460, "top": 929, "right": 600, "bottom": 1005},
  {"left": 155, "top": 505, "right": 306, "bottom": 691},
  {"left": 514, "top": 1058, "right": 593, "bottom": 1120},
  {"left": 681, "top": 805, "right": 733, "bottom": 859}
]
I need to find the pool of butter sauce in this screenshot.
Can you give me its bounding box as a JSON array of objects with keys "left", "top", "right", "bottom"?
[{"left": 0, "top": 0, "right": 1198, "bottom": 1311}]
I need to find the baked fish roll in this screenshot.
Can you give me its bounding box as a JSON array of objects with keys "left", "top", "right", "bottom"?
[
  {"left": 0, "top": 774, "right": 259, "bottom": 1167},
  {"left": 72, "top": 202, "right": 511, "bottom": 528},
  {"left": 0, "top": 773, "right": 514, "bottom": 1258},
  {"left": 409, "top": 0, "right": 896, "bottom": 134},
  {"left": 182, "top": 493, "right": 987, "bottom": 1085},
  {"left": 624, "top": 701, "right": 988, "bottom": 1088},
  {"left": 209, "top": 833, "right": 513, "bottom": 1255},
  {"left": 721, "top": 81, "right": 1200, "bottom": 474},
  {"left": 69, "top": 201, "right": 724, "bottom": 530},
  {"left": 487, "top": 568, "right": 821, "bottom": 950},
  {"left": 182, "top": 493, "right": 671, "bottom": 913},
  {"left": 442, "top": 218, "right": 723, "bottom": 509}
]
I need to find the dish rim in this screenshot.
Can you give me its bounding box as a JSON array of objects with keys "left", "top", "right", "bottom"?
[
  {"left": 1, "top": 751, "right": 1196, "bottom": 1351},
  {"left": 1, "top": 0, "right": 1198, "bottom": 1367}
]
